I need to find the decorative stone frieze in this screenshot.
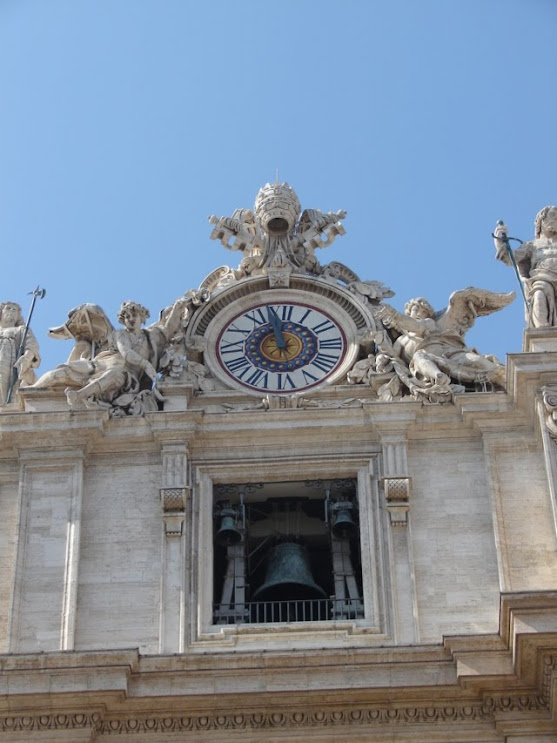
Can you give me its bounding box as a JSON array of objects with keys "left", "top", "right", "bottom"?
[{"left": 0, "top": 693, "right": 548, "bottom": 737}]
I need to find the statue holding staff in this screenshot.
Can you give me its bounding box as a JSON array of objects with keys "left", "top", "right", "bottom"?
[
  {"left": 0, "top": 298, "right": 42, "bottom": 405},
  {"left": 494, "top": 206, "right": 557, "bottom": 328}
]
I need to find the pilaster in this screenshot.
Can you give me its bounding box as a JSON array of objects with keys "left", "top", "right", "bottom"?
[
  {"left": 8, "top": 448, "right": 85, "bottom": 652},
  {"left": 538, "top": 385, "right": 557, "bottom": 537},
  {"left": 158, "top": 441, "right": 190, "bottom": 653},
  {"left": 379, "top": 435, "right": 418, "bottom": 644}
]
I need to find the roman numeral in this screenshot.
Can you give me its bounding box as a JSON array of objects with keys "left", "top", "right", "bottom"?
[
  {"left": 276, "top": 373, "right": 296, "bottom": 391},
  {"left": 225, "top": 356, "right": 251, "bottom": 373},
  {"left": 302, "top": 369, "right": 319, "bottom": 384},
  {"left": 311, "top": 319, "right": 335, "bottom": 335},
  {"left": 319, "top": 336, "right": 343, "bottom": 350},
  {"left": 298, "top": 308, "right": 312, "bottom": 324},
  {"left": 220, "top": 339, "right": 245, "bottom": 354},
  {"left": 310, "top": 353, "right": 338, "bottom": 373},
  {"left": 245, "top": 368, "right": 269, "bottom": 388},
  {"left": 226, "top": 323, "right": 250, "bottom": 336},
  {"left": 278, "top": 305, "right": 294, "bottom": 321},
  {"left": 244, "top": 308, "right": 267, "bottom": 325}
]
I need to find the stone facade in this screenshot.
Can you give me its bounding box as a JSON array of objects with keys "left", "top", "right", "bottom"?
[{"left": 0, "top": 188, "right": 556, "bottom": 741}]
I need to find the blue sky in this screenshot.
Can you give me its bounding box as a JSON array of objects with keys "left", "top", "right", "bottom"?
[{"left": 1, "top": 0, "right": 556, "bottom": 373}]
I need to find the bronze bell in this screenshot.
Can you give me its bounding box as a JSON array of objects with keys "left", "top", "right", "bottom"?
[
  {"left": 216, "top": 507, "right": 242, "bottom": 546},
  {"left": 331, "top": 501, "right": 357, "bottom": 539},
  {"left": 252, "top": 542, "right": 327, "bottom": 601}
]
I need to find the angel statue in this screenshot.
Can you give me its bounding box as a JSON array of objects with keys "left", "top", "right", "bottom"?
[
  {"left": 0, "top": 301, "right": 41, "bottom": 405},
  {"left": 375, "top": 288, "right": 514, "bottom": 402},
  {"left": 494, "top": 205, "right": 557, "bottom": 328},
  {"left": 33, "top": 296, "right": 190, "bottom": 413}
]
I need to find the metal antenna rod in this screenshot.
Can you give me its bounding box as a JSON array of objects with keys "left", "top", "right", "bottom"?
[{"left": 6, "top": 285, "right": 46, "bottom": 404}]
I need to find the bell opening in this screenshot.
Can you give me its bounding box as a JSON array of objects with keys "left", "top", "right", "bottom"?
[{"left": 213, "top": 480, "right": 362, "bottom": 625}]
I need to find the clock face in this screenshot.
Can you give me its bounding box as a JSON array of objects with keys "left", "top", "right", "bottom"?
[{"left": 215, "top": 302, "right": 347, "bottom": 393}]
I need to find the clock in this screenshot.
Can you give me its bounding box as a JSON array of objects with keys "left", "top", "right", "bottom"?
[
  {"left": 198, "top": 286, "right": 362, "bottom": 395},
  {"left": 216, "top": 301, "right": 346, "bottom": 393}
]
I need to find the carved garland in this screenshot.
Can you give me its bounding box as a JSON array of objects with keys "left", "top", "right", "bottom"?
[{"left": 541, "top": 653, "right": 557, "bottom": 700}]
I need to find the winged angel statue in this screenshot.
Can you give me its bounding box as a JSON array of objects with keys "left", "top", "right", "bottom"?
[{"left": 348, "top": 287, "right": 514, "bottom": 403}]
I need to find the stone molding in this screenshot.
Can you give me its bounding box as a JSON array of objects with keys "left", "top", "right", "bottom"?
[
  {"left": 160, "top": 486, "right": 189, "bottom": 512},
  {"left": 1, "top": 613, "right": 556, "bottom": 739},
  {"left": 383, "top": 476, "right": 411, "bottom": 527},
  {"left": 159, "top": 487, "right": 189, "bottom": 537},
  {"left": 0, "top": 693, "right": 549, "bottom": 737}
]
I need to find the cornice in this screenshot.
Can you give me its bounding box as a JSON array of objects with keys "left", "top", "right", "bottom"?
[{"left": 0, "top": 594, "right": 556, "bottom": 737}]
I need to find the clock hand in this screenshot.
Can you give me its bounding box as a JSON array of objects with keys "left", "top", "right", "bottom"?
[{"left": 267, "top": 306, "right": 287, "bottom": 350}]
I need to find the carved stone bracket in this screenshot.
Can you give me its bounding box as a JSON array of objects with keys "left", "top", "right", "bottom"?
[
  {"left": 267, "top": 265, "right": 292, "bottom": 288},
  {"left": 383, "top": 477, "right": 411, "bottom": 527},
  {"left": 541, "top": 385, "right": 557, "bottom": 439},
  {"left": 160, "top": 486, "right": 190, "bottom": 537}
]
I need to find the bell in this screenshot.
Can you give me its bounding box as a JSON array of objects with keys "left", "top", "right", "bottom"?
[
  {"left": 331, "top": 501, "right": 357, "bottom": 539},
  {"left": 216, "top": 508, "right": 242, "bottom": 546},
  {"left": 253, "top": 542, "right": 327, "bottom": 601}
]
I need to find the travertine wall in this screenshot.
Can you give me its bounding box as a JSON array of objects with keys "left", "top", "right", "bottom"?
[
  {"left": 0, "top": 479, "right": 18, "bottom": 650},
  {"left": 75, "top": 457, "right": 162, "bottom": 653},
  {"left": 409, "top": 438, "right": 500, "bottom": 641},
  {"left": 487, "top": 440, "right": 557, "bottom": 591},
  {"left": 2, "top": 361, "right": 557, "bottom": 657}
]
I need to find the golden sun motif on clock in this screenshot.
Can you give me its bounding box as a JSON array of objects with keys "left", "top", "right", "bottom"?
[{"left": 259, "top": 331, "right": 304, "bottom": 362}]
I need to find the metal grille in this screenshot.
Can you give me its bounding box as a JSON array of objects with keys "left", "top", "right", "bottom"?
[{"left": 214, "top": 597, "right": 364, "bottom": 625}]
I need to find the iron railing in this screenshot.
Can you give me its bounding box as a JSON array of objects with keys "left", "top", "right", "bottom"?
[{"left": 213, "top": 597, "right": 364, "bottom": 625}]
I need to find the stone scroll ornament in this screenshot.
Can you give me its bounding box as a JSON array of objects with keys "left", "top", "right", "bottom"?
[
  {"left": 494, "top": 206, "right": 557, "bottom": 328},
  {"left": 347, "top": 288, "right": 514, "bottom": 403},
  {"left": 32, "top": 290, "right": 211, "bottom": 416}
]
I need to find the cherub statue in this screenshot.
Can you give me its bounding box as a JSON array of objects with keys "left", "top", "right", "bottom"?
[
  {"left": 34, "top": 297, "right": 188, "bottom": 411},
  {"left": 494, "top": 206, "right": 557, "bottom": 327},
  {"left": 159, "top": 334, "right": 216, "bottom": 392},
  {"left": 376, "top": 288, "right": 514, "bottom": 399},
  {"left": 0, "top": 301, "right": 40, "bottom": 404},
  {"left": 347, "top": 352, "right": 402, "bottom": 401}
]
